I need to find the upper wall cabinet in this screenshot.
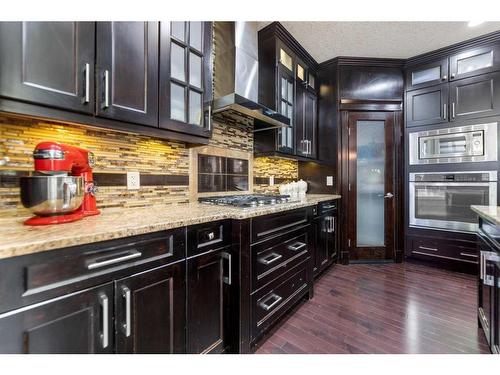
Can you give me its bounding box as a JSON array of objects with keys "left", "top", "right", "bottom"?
[
  {"left": 159, "top": 22, "right": 213, "bottom": 138},
  {"left": 96, "top": 22, "right": 159, "bottom": 127},
  {"left": 406, "top": 59, "right": 448, "bottom": 90},
  {"left": 257, "top": 23, "right": 318, "bottom": 160},
  {"left": 406, "top": 84, "right": 449, "bottom": 127},
  {"left": 449, "top": 44, "right": 500, "bottom": 81},
  {"left": 0, "top": 22, "right": 95, "bottom": 113}
]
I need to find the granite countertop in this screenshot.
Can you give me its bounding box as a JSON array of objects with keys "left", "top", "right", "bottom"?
[
  {"left": 0, "top": 194, "right": 340, "bottom": 260},
  {"left": 471, "top": 205, "right": 500, "bottom": 226}
]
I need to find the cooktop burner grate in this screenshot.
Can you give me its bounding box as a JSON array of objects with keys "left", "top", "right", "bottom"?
[{"left": 198, "top": 194, "right": 291, "bottom": 208}]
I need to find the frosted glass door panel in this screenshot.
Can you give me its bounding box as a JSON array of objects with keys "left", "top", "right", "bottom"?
[
  {"left": 412, "top": 66, "right": 441, "bottom": 86},
  {"left": 356, "top": 120, "right": 385, "bottom": 247},
  {"left": 457, "top": 51, "right": 493, "bottom": 75}
]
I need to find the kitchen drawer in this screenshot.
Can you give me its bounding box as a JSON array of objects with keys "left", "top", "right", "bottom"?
[
  {"left": 251, "top": 207, "right": 311, "bottom": 243},
  {"left": 187, "top": 220, "right": 231, "bottom": 257},
  {"left": 251, "top": 260, "right": 310, "bottom": 343},
  {"left": 252, "top": 228, "right": 309, "bottom": 291},
  {"left": 0, "top": 227, "right": 186, "bottom": 314},
  {"left": 408, "top": 236, "right": 478, "bottom": 264}
]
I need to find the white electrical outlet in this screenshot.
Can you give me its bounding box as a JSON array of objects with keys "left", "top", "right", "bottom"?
[
  {"left": 269, "top": 175, "right": 275, "bottom": 186},
  {"left": 326, "top": 176, "right": 333, "bottom": 186},
  {"left": 127, "top": 171, "right": 140, "bottom": 190}
]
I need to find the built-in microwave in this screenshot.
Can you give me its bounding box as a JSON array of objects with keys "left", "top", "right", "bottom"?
[{"left": 409, "top": 122, "right": 497, "bottom": 165}]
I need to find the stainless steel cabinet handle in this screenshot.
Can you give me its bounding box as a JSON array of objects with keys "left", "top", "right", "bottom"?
[
  {"left": 451, "top": 73, "right": 455, "bottom": 79},
  {"left": 122, "top": 286, "right": 131, "bottom": 337},
  {"left": 288, "top": 242, "right": 306, "bottom": 252},
  {"left": 87, "top": 250, "right": 142, "bottom": 270},
  {"left": 459, "top": 252, "right": 478, "bottom": 258},
  {"left": 452, "top": 102, "right": 455, "bottom": 119},
  {"left": 83, "top": 63, "right": 90, "bottom": 104},
  {"left": 206, "top": 105, "right": 212, "bottom": 131},
  {"left": 418, "top": 246, "right": 438, "bottom": 252},
  {"left": 384, "top": 192, "right": 394, "bottom": 199},
  {"left": 443, "top": 103, "right": 447, "bottom": 120},
  {"left": 442, "top": 75, "right": 447, "bottom": 81},
  {"left": 330, "top": 217, "right": 335, "bottom": 232},
  {"left": 322, "top": 204, "right": 336, "bottom": 210},
  {"left": 102, "top": 70, "right": 110, "bottom": 109},
  {"left": 99, "top": 293, "right": 109, "bottom": 349},
  {"left": 258, "top": 252, "right": 283, "bottom": 266},
  {"left": 480, "top": 250, "right": 485, "bottom": 280},
  {"left": 207, "top": 232, "right": 215, "bottom": 241},
  {"left": 259, "top": 293, "right": 283, "bottom": 311},
  {"left": 222, "top": 251, "right": 232, "bottom": 285}
]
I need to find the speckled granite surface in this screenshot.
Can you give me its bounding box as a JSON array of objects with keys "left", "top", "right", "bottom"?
[
  {"left": 0, "top": 194, "right": 340, "bottom": 260},
  {"left": 471, "top": 205, "right": 500, "bottom": 226}
]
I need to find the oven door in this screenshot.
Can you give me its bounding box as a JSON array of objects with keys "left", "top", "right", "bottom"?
[{"left": 409, "top": 181, "right": 497, "bottom": 232}]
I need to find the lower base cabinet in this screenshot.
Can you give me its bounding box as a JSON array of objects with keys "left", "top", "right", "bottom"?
[
  {"left": 115, "top": 262, "right": 186, "bottom": 354},
  {"left": 0, "top": 283, "right": 114, "bottom": 354},
  {"left": 186, "top": 247, "right": 232, "bottom": 354}
]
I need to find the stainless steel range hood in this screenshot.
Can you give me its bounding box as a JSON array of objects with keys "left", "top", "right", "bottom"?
[{"left": 213, "top": 22, "right": 290, "bottom": 132}]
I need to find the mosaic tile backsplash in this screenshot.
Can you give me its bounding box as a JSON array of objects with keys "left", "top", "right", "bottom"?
[{"left": 0, "top": 113, "right": 298, "bottom": 216}]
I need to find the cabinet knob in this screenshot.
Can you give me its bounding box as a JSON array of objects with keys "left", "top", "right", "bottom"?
[
  {"left": 450, "top": 73, "right": 455, "bottom": 79},
  {"left": 442, "top": 75, "right": 447, "bottom": 80}
]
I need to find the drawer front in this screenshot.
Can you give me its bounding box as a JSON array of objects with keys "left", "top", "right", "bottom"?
[
  {"left": 187, "top": 220, "right": 231, "bottom": 257},
  {"left": 251, "top": 207, "right": 310, "bottom": 243},
  {"left": 251, "top": 260, "right": 310, "bottom": 343},
  {"left": 0, "top": 227, "right": 186, "bottom": 314},
  {"left": 252, "top": 229, "right": 309, "bottom": 291},
  {"left": 408, "top": 236, "right": 478, "bottom": 264}
]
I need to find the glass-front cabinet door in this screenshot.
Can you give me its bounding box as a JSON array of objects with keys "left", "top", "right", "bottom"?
[
  {"left": 450, "top": 44, "right": 500, "bottom": 81},
  {"left": 406, "top": 58, "right": 449, "bottom": 90},
  {"left": 277, "top": 67, "right": 294, "bottom": 154},
  {"left": 159, "top": 21, "right": 213, "bottom": 137}
]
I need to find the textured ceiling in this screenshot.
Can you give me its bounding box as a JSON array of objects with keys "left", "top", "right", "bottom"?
[{"left": 258, "top": 22, "right": 500, "bottom": 62}]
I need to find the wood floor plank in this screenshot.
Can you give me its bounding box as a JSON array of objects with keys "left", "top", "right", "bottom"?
[{"left": 255, "top": 263, "right": 490, "bottom": 354}]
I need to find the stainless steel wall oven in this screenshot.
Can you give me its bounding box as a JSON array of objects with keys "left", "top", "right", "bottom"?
[
  {"left": 409, "top": 122, "right": 497, "bottom": 165},
  {"left": 409, "top": 171, "right": 497, "bottom": 232}
]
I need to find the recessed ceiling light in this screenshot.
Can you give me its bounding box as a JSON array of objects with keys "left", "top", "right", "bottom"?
[{"left": 468, "top": 21, "right": 485, "bottom": 27}]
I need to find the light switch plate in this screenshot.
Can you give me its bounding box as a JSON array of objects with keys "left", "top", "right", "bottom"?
[
  {"left": 269, "top": 176, "right": 275, "bottom": 186},
  {"left": 127, "top": 171, "right": 140, "bottom": 190},
  {"left": 326, "top": 176, "right": 333, "bottom": 186}
]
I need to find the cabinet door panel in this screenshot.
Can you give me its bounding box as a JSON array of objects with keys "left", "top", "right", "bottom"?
[
  {"left": 0, "top": 283, "right": 113, "bottom": 354},
  {"left": 277, "top": 67, "right": 295, "bottom": 154},
  {"left": 406, "top": 84, "right": 448, "bottom": 127},
  {"left": 450, "top": 44, "right": 500, "bottom": 81},
  {"left": 450, "top": 72, "right": 500, "bottom": 121},
  {"left": 159, "top": 21, "right": 213, "bottom": 137},
  {"left": 187, "top": 248, "right": 229, "bottom": 353},
  {"left": 295, "top": 82, "right": 306, "bottom": 156},
  {"left": 115, "top": 263, "right": 186, "bottom": 354},
  {"left": 0, "top": 22, "right": 95, "bottom": 113},
  {"left": 406, "top": 59, "right": 449, "bottom": 90},
  {"left": 96, "top": 22, "right": 159, "bottom": 127},
  {"left": 305, "top": 90, "right": 317, "bottom": 159}
]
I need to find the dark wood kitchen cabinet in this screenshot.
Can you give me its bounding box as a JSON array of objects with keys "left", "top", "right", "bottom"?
[
  {"left": 313, "top": 201, "right": 337, "bottom": 276},
  {"left": 114, "top": 263, "right": 186, "bottom": 354},
  {"left": 256, "top": 22, "right": 319, "bottom": 160},
  {"left": 0, "top": 22, "right": 95, "bottom": 113},
  {"left": 159, "top": 21, "right": 214, "bottom": 138},
  {"left": 0, "top": 283, "right": 114, "bottom": 354},
  {"left": 187, "top": 247, "right": 232, "bottom": 353},
  {"left": 449, "top": 44, "right": 500, "bottom": 81},
  {"left": 449, "top": 71, "right": 500, "bottom": 121},
  {"left": 96, "top": 22, "right": 159, "bottom": 127},
  {"left": 405, "top": 84, "right": 449, "bottom": 127},
  {"left": 406, "top": 58, "right": 449, "bottom": 90}
]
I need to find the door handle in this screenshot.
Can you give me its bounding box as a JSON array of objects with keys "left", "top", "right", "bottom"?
[
  {"left": 99, "top": 293, "right": 109, "bottom": 349},
  {"left": 287, "top": 242, "right": 306, "bottom": 252},
  {"left": 259, "top": 293, "right": 283, "bottom": 311},
  {"left": 206, "top": 105, "right": 212, "bottom": 131},
  {"left": 83, "top": 63, "right": 90, "bottom": 104},
  {"left": 102, "top": 70, "right": 110, "bottom": 109},
  {"left": 122, "top": 286, "right": 131, "bottom": 337},
  {"left": 384, "top": 192, "right": 394, "bottom": 199},
  {"left": 443, "top": 103, "right": 447, "bottom": 120},
  {"left": 452, "top": 102, "right": 455, "bottom": 119},
  {"left": 258, "top": 252, "right": 283, "bottom": 266},
  {"left": 222, "top": 251, "right": 232, "bottom": 285}
]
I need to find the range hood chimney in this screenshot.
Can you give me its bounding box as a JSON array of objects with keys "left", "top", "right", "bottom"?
[{"left": 213, "top": 22, "right": 290, "bottom": 131}]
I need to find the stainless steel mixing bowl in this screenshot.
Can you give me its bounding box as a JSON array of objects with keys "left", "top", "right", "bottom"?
[{"left": 20, "top": 175, "right": 84, "bottom": 216}]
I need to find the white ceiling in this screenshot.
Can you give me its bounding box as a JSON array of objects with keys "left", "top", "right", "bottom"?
[{"left": 258, "top": 22, "right": 500, "bottom": 62}]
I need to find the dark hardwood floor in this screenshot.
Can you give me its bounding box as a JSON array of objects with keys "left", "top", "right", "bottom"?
[{"left": 256, "top": 262, "right": 490, "bottom": 354}]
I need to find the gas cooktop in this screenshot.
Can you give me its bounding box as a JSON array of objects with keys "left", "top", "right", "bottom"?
[{"left": 198, "top": 194, "right": 291, "bottom": 208}]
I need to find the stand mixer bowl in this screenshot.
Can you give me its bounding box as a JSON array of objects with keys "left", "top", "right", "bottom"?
[{"left": 20, "top": 175, "right": 84, "bottom": 216}]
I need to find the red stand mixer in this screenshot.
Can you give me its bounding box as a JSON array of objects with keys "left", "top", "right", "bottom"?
[{"left": 20, "top": 142, "right": 100, "bottom": 225}]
